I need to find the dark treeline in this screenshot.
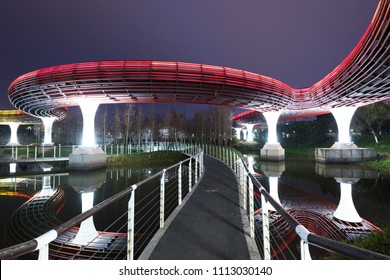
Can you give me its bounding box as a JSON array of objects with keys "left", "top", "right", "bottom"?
[{"left": 51, "top": 104, "right": 233, "bottom": 146}]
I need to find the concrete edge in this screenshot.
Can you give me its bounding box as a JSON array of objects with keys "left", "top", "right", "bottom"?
[{"left": 138, "top": 171, "right": 205, "bottom": 260}]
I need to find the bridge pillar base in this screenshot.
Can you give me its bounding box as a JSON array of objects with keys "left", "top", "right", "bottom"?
[
  {"left": 69, "top": 146, "right": 106, "bottom": 171},
  {"left": 260, "top": 143, "right": 285, "bottom": 161},
  {"left": 315, "top": 143, "right": 376, "bottom": 164}
]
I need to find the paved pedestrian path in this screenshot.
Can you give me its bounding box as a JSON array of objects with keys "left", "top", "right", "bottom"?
[{"left": 142, "top": 155, "right": 257, "bottom": 260}]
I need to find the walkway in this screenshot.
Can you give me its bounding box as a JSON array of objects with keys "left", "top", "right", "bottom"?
[{"left": 142, "top": 155, "right": 257, "bottom": 260}]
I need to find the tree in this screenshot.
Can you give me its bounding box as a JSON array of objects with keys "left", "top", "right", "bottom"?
[{"left": 353, "top": 101, "right": 390, "bottom": 143}]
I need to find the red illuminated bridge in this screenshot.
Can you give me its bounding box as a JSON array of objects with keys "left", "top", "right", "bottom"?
[{"left": 8, "top": 0, "right": 389, "bottom": 118}]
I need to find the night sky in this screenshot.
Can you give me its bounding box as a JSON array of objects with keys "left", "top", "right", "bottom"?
[{"left": 0, "top": 0, "right": 379, "bottom": 116}]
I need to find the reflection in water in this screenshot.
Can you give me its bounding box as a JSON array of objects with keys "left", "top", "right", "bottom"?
[
  {"left": 0, "top": 163, "right": 164, "bottom": 259},
  {"left": 333, "top": 182, "right": 362, "bottom": 223},
  {"left": 248, "top": 155, "right": 387, "bottom": 259}
]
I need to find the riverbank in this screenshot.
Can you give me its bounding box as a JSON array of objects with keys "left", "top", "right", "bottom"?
[
  {"left": 107, "top": 151, "right": 188, "bottom": 169},
  {"left": 232, "top": 135, "right": 390, "bottom": 174}
]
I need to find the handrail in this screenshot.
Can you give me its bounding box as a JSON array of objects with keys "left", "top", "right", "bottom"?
[
  {"left": 0, "top": 147, "right": 203, "bottom": 260},
  {"left": 235, "top": 151, "right": 389, "bottom": 260},
  {"left": 200, "top": 144, "right": 389, "bottom": 260}
]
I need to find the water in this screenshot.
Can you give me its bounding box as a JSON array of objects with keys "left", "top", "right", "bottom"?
[{"left": 0, "top": 156, "right": 389, "bottom": 259}]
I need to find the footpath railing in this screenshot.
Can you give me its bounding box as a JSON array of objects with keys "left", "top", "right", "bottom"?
[
  {"left": 202, "top": 144, "right": 389, "bottom": 260},
  {"left": 0, "top": 146, "right": 203, "bottom": 260},
  {"left": 0, "top": 144, "right": 388, "bottom": 260},
  {"left": 0, "top": 142, "right": 189, "bottom": 161}
]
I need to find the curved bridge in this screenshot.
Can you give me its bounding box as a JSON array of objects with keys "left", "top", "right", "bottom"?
[{"left": 8, "top": 0, "right": 389, "bottom": 119}]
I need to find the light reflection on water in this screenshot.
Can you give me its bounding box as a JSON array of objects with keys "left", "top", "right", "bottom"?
[{"left": 1, "top": 157, "right": 389, "bottom": 258}]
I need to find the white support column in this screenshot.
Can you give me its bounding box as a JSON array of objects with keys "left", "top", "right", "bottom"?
[
  {"left": 69, "top": 100, "right": 106, "bottom": 170},
  {"left": 242, "top": 129, "right": 248, "bottom": 141},
  {"left": 41, "top": 117, "right": 56, "bottom": 145},
  {"left": 268, "top": 177, "right": 281, "bottom": 211},
  {"left": 333, "top": 181, "right": 362, "bottom": 223},
  {"left": 246, "top": 124, "right": 255, "bottom": 142},
  {"left": 79, "top": 101, "right": 100, "bottom": 147},
  {"left": 73, "top": 192, "right": 98, "bottom": 245},
  {"left": 261, "top": 111, "right": 284, "bottom": 161},
  {"left": 330, "top": 107, "right": 358, "bottom": 148},
  {"left": 235, "top": 128, "right": 242, "bottom": 140},
  {"left": 7, "top": 122, "right": 20, "bottom": 146},
  {"left": 263, "top": 111, "right": 280, "bottom": 144}
]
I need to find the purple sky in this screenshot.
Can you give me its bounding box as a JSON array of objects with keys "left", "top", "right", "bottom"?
[{"left": 0, "top": 0, "right": 378, "bottom": 116}]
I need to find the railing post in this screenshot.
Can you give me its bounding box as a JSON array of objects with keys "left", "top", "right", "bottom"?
[
  {"left": 127, "top": 185, "right": 136, "bottom": 260},
  {"left": 38, "top": 244, "right": 49, "bottom": 260},
  {"left": 195, "top": 155, "right": 198, "bottom": 184},
  {"left": 35, "top": 146, "right": 38, "bottom": 160},
  {"left": 243, "top": 167, "right": 247, "bottom": 212},
  {"left": 300, "top": 239, "right": 312, "bottom": 260},
  {"left": 248, "top": 175, "right": 255, "bottom": 238},
  {"left": 160, "top": 169, "right": 166, "bottom": 228},
  {"left": 15, "top": 147, "right": 18, "bottom": 160},
  {"left": 189, "top": 158, "right": 192, "bottom": 192},
  {"left": 42, "top": 145, "right": 45, "bottom": 158},
  {"left": 53, "top": 145, "right": 56, "bottom": 159},
  {"left": 261, "top": 188, "right": 271, "bottom": 260},
  {"left": 59, "top": 144, "right": 61, "bottom": 158},
  {"left": 26, "top": 145, "right": 29, "bottom": 158},
  {"left": 178, "top": 162, "right": 182, "bottom": 205}
]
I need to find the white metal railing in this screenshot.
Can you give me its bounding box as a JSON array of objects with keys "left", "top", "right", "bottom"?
[
  {"left": 201, "top": 144, "right": 389, "bottom": 260},
  {"left": 0, "top": 146, "right": 204, "bottom": 260}
]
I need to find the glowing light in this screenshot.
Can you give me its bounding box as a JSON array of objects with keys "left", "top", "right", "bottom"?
[
  {"left": 79, "top": 100, "right": 100, "bottom": 147},
  {"left": 8, "top": 123, "right": 20, "bottom": 145},
  {"left": 73, "top": 192, "right": 98, "bottom": 244},
  {"left": 41, "top": 117, "right": 56, "bottom": 144},
  {"left": 263, "top": 111, "right": 281, "bottom": 144},
  {"left": 333, "top": 183, "right": 362, "bottom": 223},
  {"left": 9, "top": 163, "right": 16, "bottom": 173},
  {"left": 246, "top": 124, "right": 255, "bottom": 142},
  {"left": 268, "top": 176, "right": 281, "bottom": 211},
  {"left": 330, "top": 107, "right": 357, "bottom": 143},
  {"left": 235, "top": 128, "right": 242, "bottom": 140}
]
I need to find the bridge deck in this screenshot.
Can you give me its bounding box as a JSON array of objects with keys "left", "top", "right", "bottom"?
[{"left": 142, "top": 155, "right": 257, "bottom": 260}]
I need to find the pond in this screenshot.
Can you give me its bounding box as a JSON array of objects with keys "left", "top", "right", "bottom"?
[{"left": 0, "top": 154, "right": 389, "bottom": 259}]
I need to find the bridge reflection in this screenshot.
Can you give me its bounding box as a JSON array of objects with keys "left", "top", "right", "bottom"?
[{"left": 245, "top": 155, "right": 382, "bottom": 259}]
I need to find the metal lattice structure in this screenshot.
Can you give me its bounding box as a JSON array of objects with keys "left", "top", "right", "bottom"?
[{"left": 8, "top": 0, "right": 389, "bottom": 119}]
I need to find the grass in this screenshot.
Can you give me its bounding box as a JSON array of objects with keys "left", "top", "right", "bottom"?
[
  {"left": 107, "top": 151, "right": 188, "bottom": 169},
  {"left": 354, "top": 135, "right": 390, "bottom": 174}
]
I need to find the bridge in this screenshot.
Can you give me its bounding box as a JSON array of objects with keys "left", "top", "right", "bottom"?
[
  {"left": 5, "top": 0, "right": 389, "bottom": 168},
  {"left": 0, "top": 0, "right": 389, "bottom": 262},
  {"left": 0, "top": 145, "right": 388, "bottom": 260}
]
